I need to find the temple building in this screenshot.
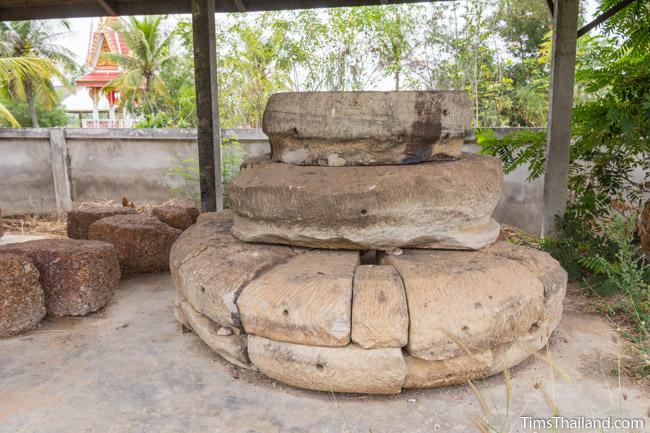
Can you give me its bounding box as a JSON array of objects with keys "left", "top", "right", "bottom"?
[{"left": 64, "top": 17, "right": 133, "bottom": 128}]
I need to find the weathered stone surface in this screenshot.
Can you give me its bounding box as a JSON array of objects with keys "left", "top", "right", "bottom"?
[
  {"left": 170, "top": 211, "right": 297, "bottom": 329},
  {"left": 195, "top": 211, "right": 228, "bottom": 224},
  {"left": 0, "top": 239, "right": 119, "bottom": 316},
  {"left": 481, "top": 241, "right": 568, "bottom": 331},
  {"left": 640, "top": 200, "right": 650, "bottom": 252},
  {"left": 263, "top": 91, "right": 472, "bottom": 166},
  {"left": 0, "top": 254, "right": 45, "bottom": 337},
  {"left": 381, "top": 249, "right": 546, "bottom": 361},
  {"left": 170, "top": 211, "right": 233, "bottom": 281},
  {"left": 228, "top": 154, "right": 502, "bottom": 250},
  {"left": 351, "top": 265, "right": 408, "bottom": 349},
  {"left": 403, "top": 351, "right": 493, "bottom": 389},
  {"left": 67, "top": 206, "right": 137, "bottom": 239},
  {"left": 175, "top": 299, "right": 250, "bottom": 369},
  {"left": 248, "top": 336, "right": 406, "bottom": 394},
  {"left": 240, "top": 154, "right": 271, "bottom": 170},
  {"left": 170, "top": 216, "right": 566, "bottom": 393},
  {"left": 488, "top": 319, "right": 549, "bottom": 375},
  {"left": 238, "top": 250, "right": 359, "bottom": 347},
  {"left": 403, "top": 320, "right": 554, "bottom": 388},
  {"left": 152, "top": 203, "right": 199, "bottom": 231},
  {"left": 88, "top": 214, "right": 182, "bottom": 273},
  {"left": 0, "top": 209, "right": 4, "bottom": 238}
]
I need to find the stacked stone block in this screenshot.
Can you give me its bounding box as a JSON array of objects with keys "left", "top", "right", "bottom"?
[{"left": 171, "top": 91, "right": 567, "bottom": 394}]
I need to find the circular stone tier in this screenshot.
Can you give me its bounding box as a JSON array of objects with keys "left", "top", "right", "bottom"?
[
  {"left": 263, "top": 91, "right": 472, "bottom": 166},
  {"left": 170, "top": 212, "right": 567, "bottom": 394},
  {"left": 228, "top": 154, "right": 503, "bottom": 251}
]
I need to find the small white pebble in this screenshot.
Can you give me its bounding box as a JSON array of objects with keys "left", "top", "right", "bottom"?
[
  {"left": 216, "top": 327, "right": 233, "bottom": 336},
  {"left": 407, "top": 398, "right": 416, "bottom": 404}
]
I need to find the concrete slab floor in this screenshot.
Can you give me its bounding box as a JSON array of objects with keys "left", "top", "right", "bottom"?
[
  {"left": 0, "top": 234, "right": 47, "bottom": 246},
  {"left": 0, "top": 273, "right": 648, "bottom": 433}
]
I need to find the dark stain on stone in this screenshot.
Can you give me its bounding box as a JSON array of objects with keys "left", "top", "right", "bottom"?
[{"left": 405, "top": 92, "right": 442, "bottom": 163}]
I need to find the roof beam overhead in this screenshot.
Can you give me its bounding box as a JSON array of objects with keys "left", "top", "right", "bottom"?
[
  {"left": 0, "top": 0, "right": 433, "bottom": 21},
  {"left": 96, "top": 0, "right": 118, "bottom": 16},
  {"left": 232, "top": 0, "right": 247, "bottom": 12}
]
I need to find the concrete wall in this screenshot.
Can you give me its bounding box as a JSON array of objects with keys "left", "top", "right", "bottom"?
[
  {"left": 0, "top": 129, "right": 56, "bottom": 214},
  {"left": 66, "top": 129, "right": 198, "bottom": 206},
  {"left": 0, "top": 127, "right": 545, "bottom": 234},
  {"left": 464, "top": 140, "right": 544, "bottom": 235}
]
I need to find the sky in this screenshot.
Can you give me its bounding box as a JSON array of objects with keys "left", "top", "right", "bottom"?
[{"left": 60, "top": 17, "right": 94, "bottom": 66}]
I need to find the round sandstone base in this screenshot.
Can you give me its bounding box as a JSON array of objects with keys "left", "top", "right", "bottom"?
[{"left": 171, "top": 212, "right": 567, "bottom": 394}]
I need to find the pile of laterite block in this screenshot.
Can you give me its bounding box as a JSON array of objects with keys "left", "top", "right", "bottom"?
[{"left": 0, "top": 202, "right": 198, "bottom": 338}]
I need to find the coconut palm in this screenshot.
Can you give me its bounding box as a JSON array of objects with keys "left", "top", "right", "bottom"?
[
  {"left": 0, "top": 56, "right": 64, "bottom": 127},
  {"left": 102, "top": 16, "right": 175, "bottom": 112},
  {"left": 0, "top": 20, "right": 77, "bottom": 127}
]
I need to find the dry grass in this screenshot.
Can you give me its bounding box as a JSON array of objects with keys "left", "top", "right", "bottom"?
[
  {"left": 499, "top": 224, "right": 541, "bottom": 248},
  {"left": 2, "top": 214, "right": 67, "bottom": 238},
  {"left": 1, "top": 197, "right": 198, "bottom": 238}
]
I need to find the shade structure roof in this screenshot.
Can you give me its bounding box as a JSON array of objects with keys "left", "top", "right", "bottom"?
[{"left": 0, "top": 0, "right": 437, "bottom": 20}]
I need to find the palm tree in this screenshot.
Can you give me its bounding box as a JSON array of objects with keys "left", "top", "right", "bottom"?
[
  {"left": 0, "top": 20, "right": 77, "bottom": 127},
  {"left": 0, "top": 56, "right": 65, "bottom": 127},
  {"left": 102, "top": 16, "right": 175, "bottom": 112}
]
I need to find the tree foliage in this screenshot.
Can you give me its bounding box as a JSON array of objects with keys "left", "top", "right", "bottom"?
[
  {"left": 0, "top": 56, "right": 68, "bottom": 127},
  {"left": 162, "top": 2, "right": 554, "bottom": 129},
  {"left": 0, "top": 20, "right": 75, "bottom": 126},
  {"left": 102, "top": 16, "right": 175, "bottom": 114},
  {"left": 480, "top": 0, "right": 650, "bottom": 222}
]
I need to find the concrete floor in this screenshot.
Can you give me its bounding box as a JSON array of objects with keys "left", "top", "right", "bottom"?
[
  {"left": 0, "top": 234, "right": 47, "bottom": 245},
  {"left": 1, "top": 272, "right": 648, "bottom": 433}
]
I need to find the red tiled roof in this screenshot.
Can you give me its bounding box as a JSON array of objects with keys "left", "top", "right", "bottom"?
[
  {"left": 76, "top": 70, "right": 122, "bottom": 87},
  {"left": 105, "top": 22, "right": 129, "bottom": 56},
  {"left": 85, "top": 17, "right": 130, "bottom": 67}
]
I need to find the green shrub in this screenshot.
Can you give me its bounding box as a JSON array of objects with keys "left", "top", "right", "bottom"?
[
  {"left": 167, "top": 137, "right": 247, "bottom": 208},
  {"left": 577, "top": 214, "right": 649, "bottom": 340},
  {"left": 0, "top": 99, "right": 68, "bottom": 127}
]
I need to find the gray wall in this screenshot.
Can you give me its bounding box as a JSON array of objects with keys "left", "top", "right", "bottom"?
[
  {"left": 463, "top": 141, "right": 544, "bottom": 235},
  {"left": 66, "top": 129, "right": 198, "bottom": 205},
  {"left": 0, "top": 127, "right": 544, "bottom": 234},
  {"left": 0, "top": 129, "right": 57, "bottom": 214}
]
